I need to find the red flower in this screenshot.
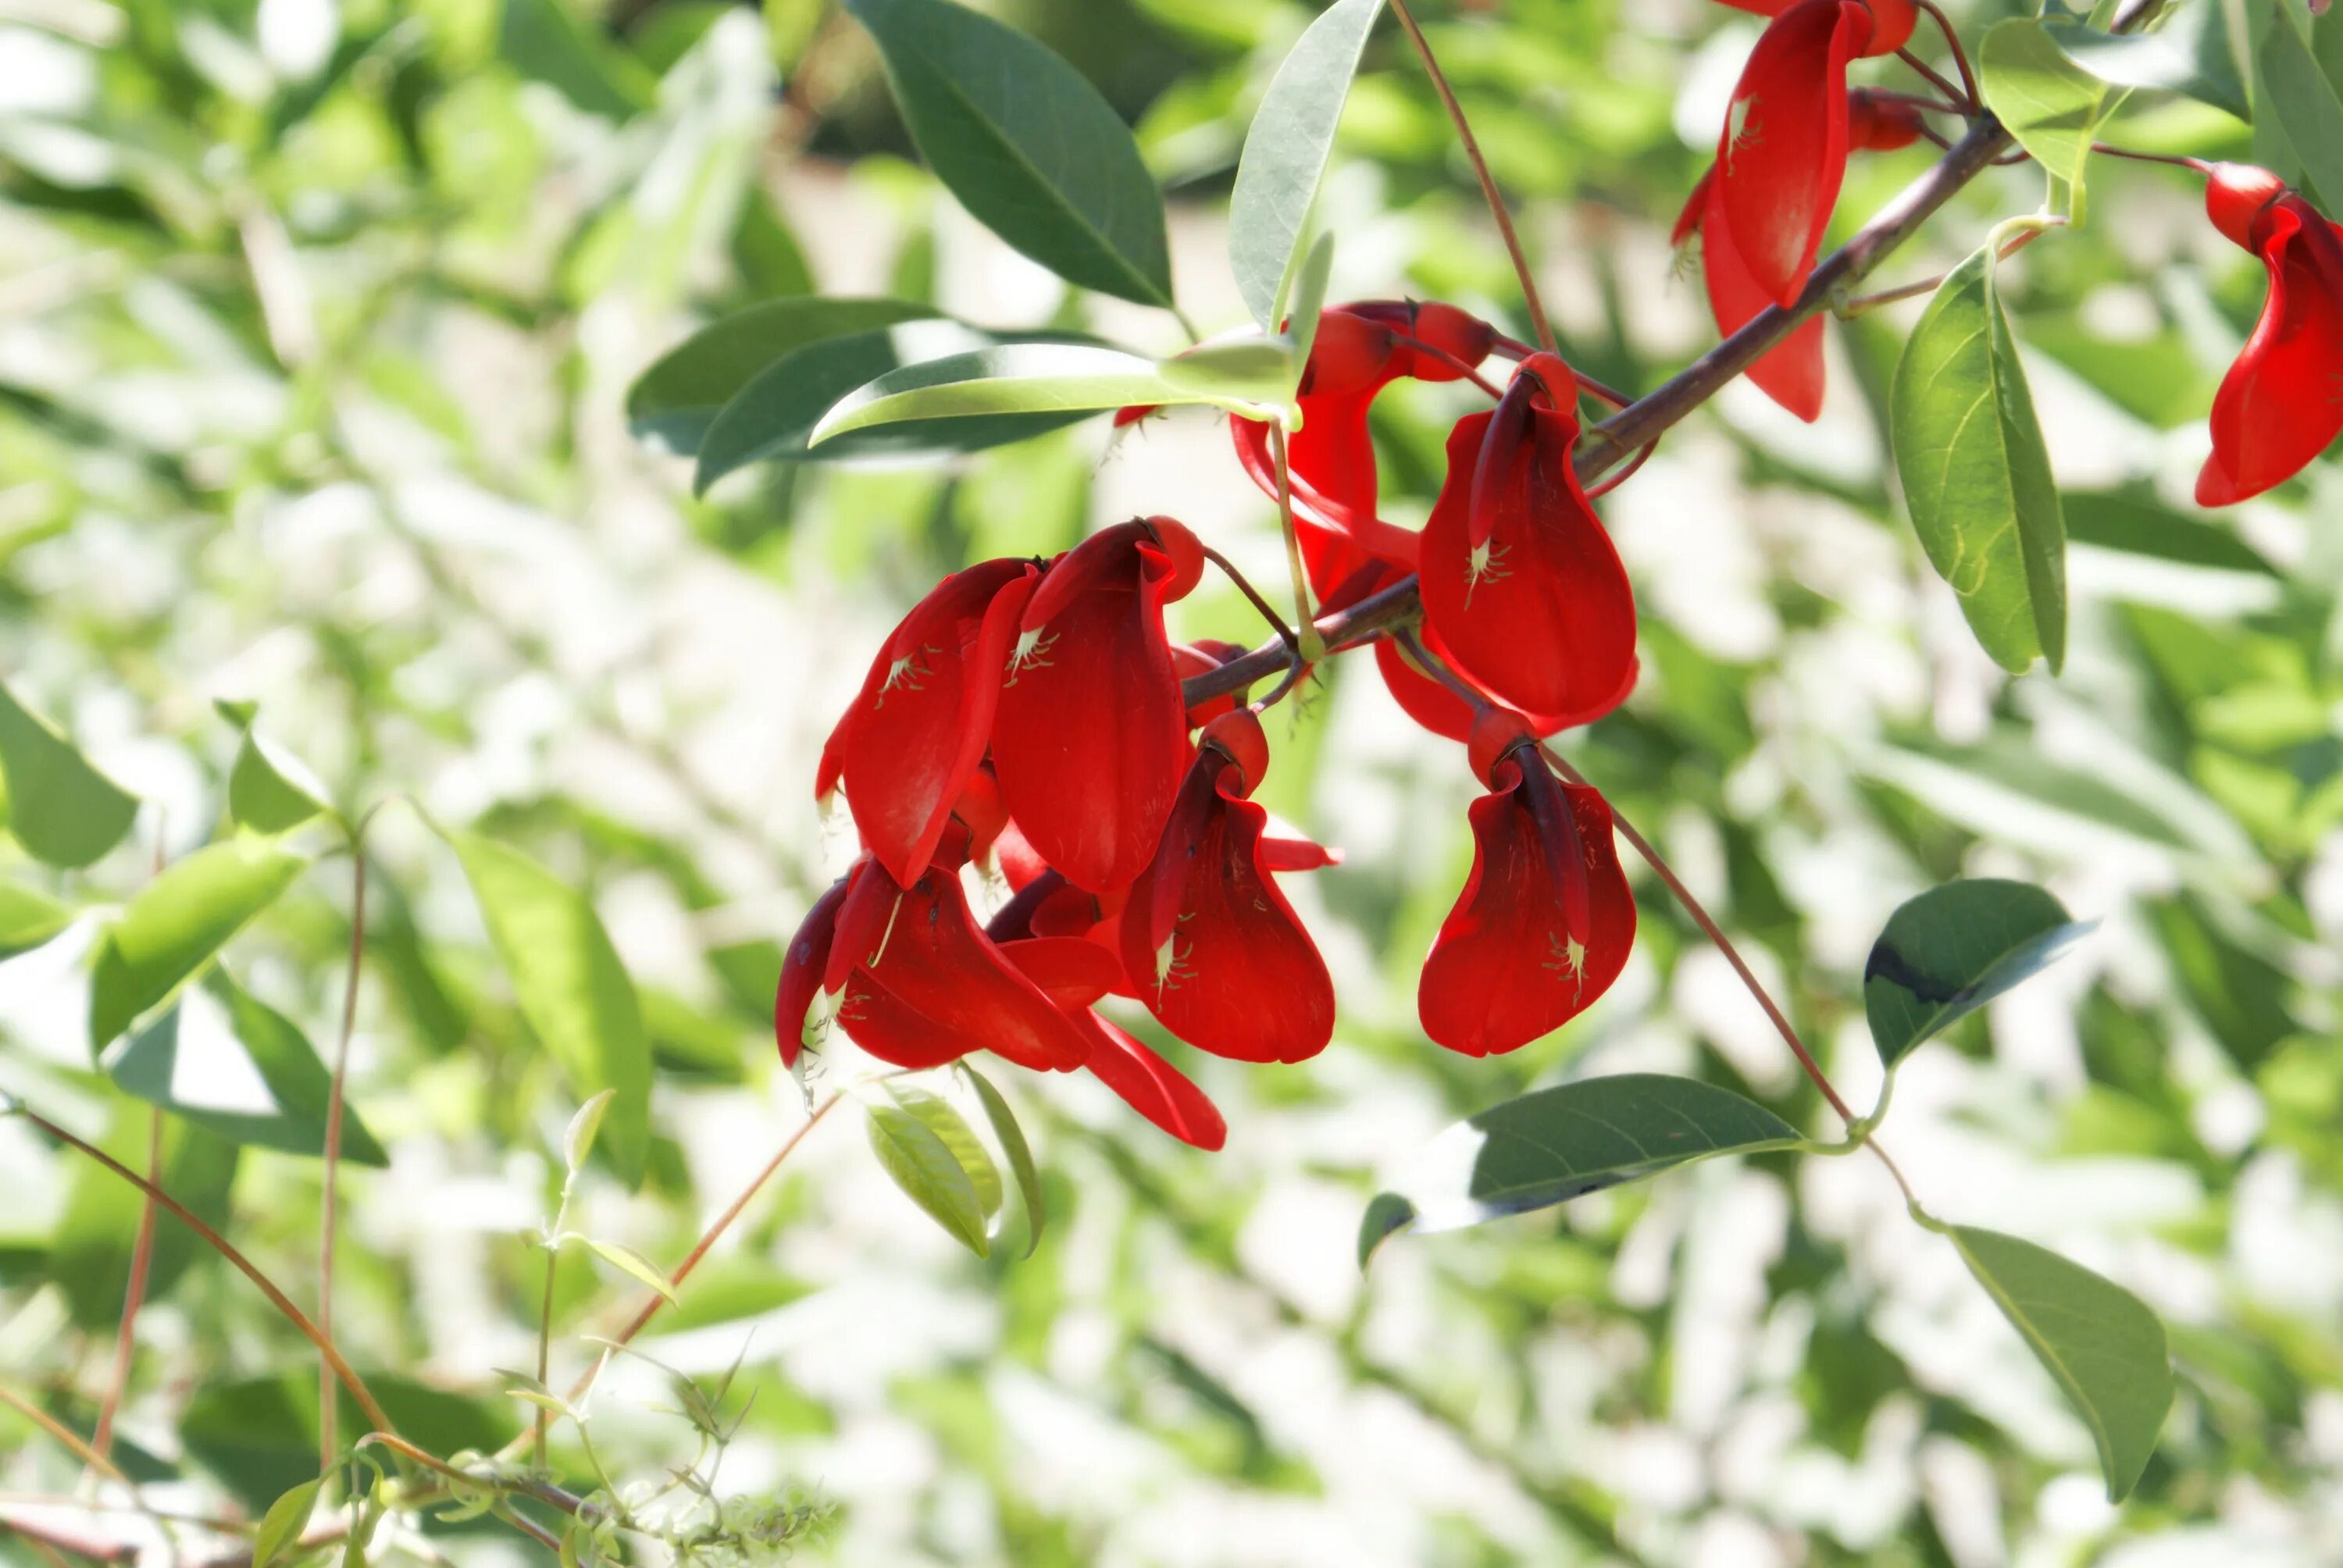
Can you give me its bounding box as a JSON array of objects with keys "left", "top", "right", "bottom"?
[
  {"left": 818, "top": 560, "right": 1039, "bottom": 888},
  {"left": 1417, "top": 355, "right": 1639, "bottom": 723},
  {"left": 990, "top": 517, "right": 1204, "bottom": 894},
  {"left": 1068, "top": 1010, "right": 1228, "bottom": 1150},
  {"left": 1420, "top": 714, "right": 1637, "bottom": 1057},
  {"left": 1120, "top": 710, "right": 1335, "bottom": 1063},
  {"left": 2197, "top": 163, "right": 2343, "bottom": 506}
]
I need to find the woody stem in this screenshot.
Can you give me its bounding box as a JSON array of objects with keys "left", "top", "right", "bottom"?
[{"left": 1389, "top": 0, "right": 1558, "bottom": 355}]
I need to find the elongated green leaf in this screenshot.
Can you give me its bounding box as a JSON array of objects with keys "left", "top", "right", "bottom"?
[
  {"left": 253, "top": 1478, "right": 323, "bottom": 1568},
  {"left": 2044, "top": 2, "right": 2250, "bottom": 123},
  {"left": 693, "top": 323, "right": 1094, "bottom": 492},
  {"left": 843, "top": 0, "right": 1172, "bottom": 305},
  {"left": 227, "top": 727, "right": 332, "bottom": 836},
  {"left": 49, "top": 1099, "right": 241, "bottom": 1328},
  {"left": 960, "top": 1063, "right": 1044, "bottom": 1256},
  {"left": 563, "top": 1088, "right": 615, "bottom": 1178},
  {"left": 0, "top": 878, "right": 70, "bottom": 958},
  {"left": 498, "top": 0, "right": 654, "bottom": 119},
  {"left": 1360, "top": 1074, "right": 1803, "bottom": 1267},
  {"left": 1890, "top": 246, "right": 2068, "bottom": 674},
  {"left": 865, "top": 1095, "right": 990, "bottom": 1257},
  {"left": 890, "top": 1083, "right": 1000, "bottom": 1221},
  {"left": 447, "top": 832, "right": 652, "bottom": 1185},
  {"left": 1982, "top": 20, "right": 2123, "bottom": 204},
  {"left": 569, "top": 1235, "right": 678, "bottom": 1303},
  {"left": 809, "top": 343, "right": 1279, "bottom": 450},
  {"left": 1864, "top": 879, "right": 2093, "bottom": 1071},
  {"left": 1229, "top": 0, "right": 1384, "bottom": 328},
  {"left": 0, "top": 680, "right": 137, "bottom": 869},
  {"left": 2257, "top": 2, "right": 2343, "bottom": 214},
  {"left": 89, "top": 840, "right": 308, "bottom": 1053},
  {"left": 626, "top": 297, "right": 933, "bottom": 454},
  {"left": 1950, "top": 1226, "right": 2171, "bottom": 1501},
  {"left": 109, "top": 974, "right": 389, "bottom": 1165}
]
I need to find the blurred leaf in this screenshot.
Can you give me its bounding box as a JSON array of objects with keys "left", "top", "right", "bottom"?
[
  {"left": 227, "top": 726, "right": 333, "bottom": 836},
  {"left": 694, "top": 324, "right": 1096, "bottom": 490},
  {"left": 0, "top": 878, "right": 70, "bottom": 959},
  {"left": 1890, "top": 245, "right": 2067, "bottom": 675},
  {"left": 2044, "top": 2, "right": 2250, "bottom": 122},
  {"left": 1361, "top": 1074, "right": 1803, "bottom": 1267},
  {"left": 182, "top": 1374, "right": 519, "bottom": 1513},
  {"left": 253, "top": 1478, "right": 322, "bottom": 1568},
  {"left": 1981, "top": 19, "right": 2123, "bottom": 206},
  {"left": 626, "top": 297, "right": 932, "bottom": 454},
  {"left": 49, "top": 1101, "right": 241, "bottom": 1329},
  {"left": 563, "top": 1088, "right": 615, "bottom": 1177},
  {"left": 89, "top": 841, "right": 309, "bottom": 1053},
  {"left": 2257, "top": 1, "right": 2343, "bottom": 214},
  {"left": 446, "top": 832, "right": 652, "bottom": 1186},
  {"left": 498, "top": 0, "right": 654, "bottom": 119},
  {"left": 0, "top": 680, "right": 137, "bottom": 870},
  {"left": 2063, "top": 490, "right": 2278, "bottom": 574},
  {"left": 1228, "top": 0, "right": 1384, "bottom": 328},
  {"left": 1863, "top": 879, "right": 2092, "bottom": 1071},
  {"left": 959, "top": 1063, "right": 1044, "bottom": 1256},
  {"left": 1949, "top": 1225, "right": 2171, "bottom": 1502},
  {"left": 109, "top": 975, "right": 389, "bottom": 1166},
  {"left": 569, "top": 1235, "right": 677, "bottom": 1302},
  {"left": 843, "top": 0, "right": 1173, "bottom": 305},
  {"left": 865, "top": 1091, "right": 991, "bottom": 1258}
]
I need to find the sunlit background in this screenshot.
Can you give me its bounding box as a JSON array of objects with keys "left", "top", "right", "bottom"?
[{"left": 2, "top": 0, "right": 2341, "bottom": 1564}]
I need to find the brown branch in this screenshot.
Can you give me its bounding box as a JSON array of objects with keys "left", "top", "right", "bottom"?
[
  {"left": 0, "top": 1386, "right": 127, "bottom": 1484},
  {"left": 89, "top": 1110, "right": 162, "bottom": 1470},
  {"left": 319, "top": 838, "right": 369, "bottom": 1474}
]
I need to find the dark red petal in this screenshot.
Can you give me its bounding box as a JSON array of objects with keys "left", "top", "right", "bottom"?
[
  {"left": 832, "top": 979, "right": 972, "bottom": 1071},
  {"left": 991, "top": 522, "right": 1189, "bottom": 894},
  {"left": 775, "top": 874, "right": 853, "bottom": 1068},
  {"left": 1120, "top": 779, "right": 1334, "bottom": 1063},
  {"left": 824, "top": 559, "right": 1039, "bottom": 886},
  {"left": 1699, "top": 170, "right": 1827, "bottom": 420},
  {"left": 1418, "top": 412, "right": 1639, "bottom": 720},
  {"left": 1230, "top": 412, "right": 1425, "bottom": 568},
  {"left": 1717, "top": 0, "right": 1867, "bottom": 308},
  {"left": 851, "top": 867, "right": 1091, "bottom": 1072},
  {"left": 1072, "top": 1010, "right": 1226, "bottom": 1150},
  {"left": 2198, "top": 199, "right": 2343, "bottom": 505},
  {"left": 1846, "top": 87, "right": 1924, "bottom": 151},
  {"left": 1419, "top": 773, "right": 1635, "bottom": 1057},
  {"left": 1000, "top": 935, "right": 1126, "bottom": 1011}
]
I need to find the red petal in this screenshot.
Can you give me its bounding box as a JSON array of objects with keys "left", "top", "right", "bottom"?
[
  {"left": 1711, "top": 0, "right": 1909, "bottom": 48},
  {"left": 774, "top": 873, "right": 853, "bottom": 1068},
  {"left": 991, "top": 522, "right": 1189, "bottom": 893},
  {"left": 824, "top": 560, "right": 1038, "bottom": 886},
  {"left": 1260, "top": 836, "right": 1342, "bottom": 872},
  {"left": 1073, "top": 1010, "right": 1227, "bottom": 1150},
  {"left": 1000, "top": 935, "right": 1125, "bottom": 1010},
  {"left": 1230, "top": 412, "right": 1425, "bottom": 568},
  {"left": 1717, "top": 0, "right": 1867, "bottom": 308},
  {"left": 1699, "top": 169, "right": 1827, "bottom": 420},
  {"left": 832, "top": 980, "right": 974, "bottom": 1071},
  {"left": 2198, "top": 198, "right": 2343, "bottom": 505},
  {"left": 1120, "top": 778, "right": 1333, "bottom": 1063},
  {"left": 1419, "top": 771, "right": 1636, "bottom": 1057},
  {"left": 1418, "top": 411, "right": 1639, "bottom": 720}
]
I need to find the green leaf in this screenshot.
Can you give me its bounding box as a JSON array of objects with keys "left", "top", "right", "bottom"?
[
  {"left": 865, "top": 1094, "right": 990, "bottom": 1258},
  {"left": 497, "top": 0, "right": 654, "bottom": 119},
  {"left": 89, "top": 840, "right": 308, "bottom": 1053},
  {"left": 959, "top": 1063, "right": 1044, "bottom": 1257},
  {"left": 808, "top": 343, "right": 1278, "bottom": 451},
  {"left": 182, "top": 1374, "right": 519, "bottom": 1513},
  {"left": 2043, "top": 2, "right": 2251, "bottom": 123},
  {"left": 1981, "top": 18, "right": 2123, "bottom": 205},
  {"left": 843, "top": 0, "right": 1173, "bottom": 305},
  {"left": 1889, "top": 245, "right": 2068, "bottom": 674},
  {"left": 0, "top": 680, "right": 137, "bottom": 869},
  {"left": 253, "top": 1478, "right": 323, "bottom": 1568},
  {"left": 446, "top": 832, "right": 652, "bottom": 1185},
  {"left": 1282, "top": 230, "right": 1336, "bottom": 374},
  {"left": 563, "top": 1088, "right": 615, "bottom": 1178},
  {"left": 227, "top": 727, "right": 332, "bottom": 836},
  {"left": 48, "top": 1101, "right": 241, "bottom": 1328},
  {"left": 108, "top": 974, "right": 390, "bottom": 1166},
  {"left": 569, "top": 1235, "right": 678, "bottom": 1302},
  {"left": 1360, "top": 1074, "right": 1803, "bottom": 1267},
  {"left": 0, "top": 878, "right": 70, "bottom": 959},
  {"left": 626, "top": 297, "right": 933, "bottom": 454},
  {"left": 1863, "top": 879, "right": 2094, "bottom": 1071},
  {"left": 1949, "top": 1226, "right": 2172, "bottom": 1501},
  {"left": 2257, "top": 2, "right": 2343, "bottom": 215},
  {"left": 1228, "top": 0, "right": 1384, "bottom": 329},
  {"left": 693, "top": 324, "right": 1095, "bottom": 492},
  {"left": 889, "top": 1083, "right": 1000, "bottom": 1221}
]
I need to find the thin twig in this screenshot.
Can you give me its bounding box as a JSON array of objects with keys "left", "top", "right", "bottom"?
[
  {"left": 88, "top": 1109, "right": 161, "bottom": 1472},
  {"left": 1389, "top": 0, "right": 1557, "bottom": 355},
  {"left": 1835, "top": 218, "right": 2059, "bottom": 319},
  {"left": 1895, "top": 48, "right": 1968, "bottom": 113},
  {"left": 2092, "top": 141, "right": 2210, "bottom": 172},
  {"left": 318, "top": 829, "right": 371, "bottom": 1476},
  {"left": 0, "top": 1386, "right": 128, "bottom": 1485},
  {"left": 1914, "top": 0, "right": 1978, "bottom": 108},
  {"left": 1197, "top": 543, "right": 1299, "bottom": 653}
]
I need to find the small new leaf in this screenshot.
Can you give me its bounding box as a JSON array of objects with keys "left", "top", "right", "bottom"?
[
  {"left": 563, "top": 1089, "right": 616, "bottom": 1179},
  {"left": 569, "top": 1235, "right": 679, "bottom": 1303},
  {"left": 253, "top": 1477, "right": 323, "bottom": 1568}
]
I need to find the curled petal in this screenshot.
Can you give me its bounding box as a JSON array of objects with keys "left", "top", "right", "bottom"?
[
  {"left": 1717, "top": 0, "right": 1869, "bottom": 308},
  {"left": 2198, "top": 197, "right": 2343, "bottom": 505},
  {"left": 1073, "top": 1010, "right": 1226, "bottom": 1150},
  {"left": 1231, "top": 410, "right": 1425, "bottom": 568},
  {"left": 774, "top": 871, "right": 854, "bottom": 1069}
]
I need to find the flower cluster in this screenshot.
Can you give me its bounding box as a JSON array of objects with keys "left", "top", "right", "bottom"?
[
  {"left": 2197, "top": 162, "right": 2343, "bottom": 506},
  {"left": 778, "top": 302, "right": 1642, "bottom": 1146}
]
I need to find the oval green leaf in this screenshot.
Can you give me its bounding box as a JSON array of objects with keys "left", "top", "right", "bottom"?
[
  {"left": 626, "top": 296, "right": 933, "bottom": 454},
  {"left": 890, "top": 1082, "right": 1001, "bottom": 1222},
  {"left": 1360, "top": 1074, "right": 1803, "bottom": 1268},
  {"left": 228, "top": 726, "right": 332, "bottom": 836},
  {"left": 571, "top": 1235, "right": 679, "bottom": 1303},
  {"left": 1890, "top": 245, "right": 2068, "bottom": 674},
  {"left": 843, "top": 0, "right": 1172, "bottom": 306},
  {"left": 693, "top": 323, "right": 1096, "bottom": 492},
  {"left": 1229, "top": 0, "right": 1384, "bottom": 329},
  {"left": 0, "top": 878, "right": 71, "bottom": 959},
  {"left": 1864, "top": 878, "right": 2092, "bottom": 1071},
  {"left": 808, "top": 342, "right": 1277, "bottom": 450},
  {"left": 253, "top": 1477, "right": 323, "bottom": 1568},
  {"left": 447, "top": 832, "right": 652, "bottom": 1186},
  {"left": 0, "top": 680, "right": 138, "bottom": 869},
  {"left": 2043, "top": 3, "right": 2249, "bottom": 123},
  {"left": 89, "top": 839, "right": 308, "bottom": 1053},
  {"left": 1949, "top": 1225, "right": 2171, "bottom": 1502},
  {"left": 1981, "top": 18, "right": 2123, "bottom": 204},
  {"left": 865, "top": 1092, "right": 990, "bottom": 1258},
  {"left": 959, "top": 1062, "right": 1044, "bottom": 1256}
]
